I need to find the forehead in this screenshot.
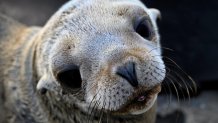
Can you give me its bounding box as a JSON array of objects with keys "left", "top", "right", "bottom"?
[
  {"left": 89, "top": 0, "right": 148, "bottom": 15},
  {"left": 58, "top": 0, "right": 149, "bottom": 25},
  {"left": 54, "top": 4, "right": 147, "bottom": 36}
]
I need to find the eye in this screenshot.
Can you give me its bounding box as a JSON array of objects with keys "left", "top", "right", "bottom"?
[
  {"left": 57, "top": 65, "right": 82, "bottom": 92},
  {"left": 135, "top": 17, "right": 153, "bottom": 40}
]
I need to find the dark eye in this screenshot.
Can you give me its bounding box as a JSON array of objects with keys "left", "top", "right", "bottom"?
[
  {"left": 135, "top": 18, "right": 153, "bottom": 40},
  {"left": 57, "top": 65, "right": 82, "bottom": 92}
]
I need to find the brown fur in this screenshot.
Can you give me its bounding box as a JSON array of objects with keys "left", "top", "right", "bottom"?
[{"left": 0, "top": 0, "right": 164, "bottom": 122}]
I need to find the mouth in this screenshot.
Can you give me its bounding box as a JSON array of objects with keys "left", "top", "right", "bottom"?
[{"left": 112, "top": 84, "right": 161, "bottom": 115}]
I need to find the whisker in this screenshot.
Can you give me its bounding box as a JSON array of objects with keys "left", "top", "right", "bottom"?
[
  {"left": 170, "top": 75, "right": 186, "bottom": 101},
  {"left": 87, "top": 88, "right": 100, "bottom": 122},
  {"left": 172, "top": 71, "right": 191, "bottom": 101},
  {"left": 88, "top": 91, "right": 101, "bottom": 123},
  {"left": 98, "top": 97, "right": 106, "bottom": 123},
  {"left": 164, "top": 57, "right": 197, "bottom": 93},
  {"left": 162, "top": 79, "right": 173, "bottom": 110},
  {"left": 151, "top": 55, "right": 196, "bottom": 99},
  {"left": 93, "top": 97, "right": 102, "bottom": 123},
  {"left": 147, "top": 46, "right": 174, "bottom": 55},
  {"left": 161, "top": 82, "right": 171, "bottom": 110},
  {"left": 166, "top": 76, "right": 180, "bottom": 103}
]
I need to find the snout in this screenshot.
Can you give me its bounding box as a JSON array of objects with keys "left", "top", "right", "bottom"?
[
  {"left": 50, "top": 41, "right": 165, "bottom": 115},
  {"left": 111, "top": 58, "right": 163, "bottom": 115},
  {"left": 82, "top": 46, "right": 166, "bottom": 114}
]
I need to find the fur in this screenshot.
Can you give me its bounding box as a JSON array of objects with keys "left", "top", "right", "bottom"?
[{"left": 0, "top": 0, "right": 165, "bottom": 122}]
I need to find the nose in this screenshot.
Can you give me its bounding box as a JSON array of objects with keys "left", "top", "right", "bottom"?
[{"left": 116, "top": 62, "right": 138, "bottom": 87}]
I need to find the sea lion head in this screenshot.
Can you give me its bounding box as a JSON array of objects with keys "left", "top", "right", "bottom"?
[{"left": 36, "top": 0, "right": 165, "bottom": 116}]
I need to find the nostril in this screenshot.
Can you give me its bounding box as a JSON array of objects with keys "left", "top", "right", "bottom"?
[
  {"left": 116, "top": 62, "right": 138, "bottom": 87},
  {"left": 56, "top": 65, "right": 82, "bottom": 90}
]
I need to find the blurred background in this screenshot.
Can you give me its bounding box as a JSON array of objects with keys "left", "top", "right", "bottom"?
[{"left": 0, "top": 0, "right": 217, "bottom": 123}]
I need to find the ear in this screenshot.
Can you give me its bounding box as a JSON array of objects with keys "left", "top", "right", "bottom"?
[
  {"left": 36, "top": 74, "right": 59, "bottom": 95},
  {"left": 149, "top": 8, "right": 161, "bottom": 21}
]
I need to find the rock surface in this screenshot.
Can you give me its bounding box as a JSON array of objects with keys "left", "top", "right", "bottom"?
[{"left": 157, "top": 91, "right": 218, "bottom": 123}]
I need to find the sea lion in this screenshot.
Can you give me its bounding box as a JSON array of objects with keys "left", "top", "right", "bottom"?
[{"left": 0, "top": 0, "right": 165, "bottom": 122}]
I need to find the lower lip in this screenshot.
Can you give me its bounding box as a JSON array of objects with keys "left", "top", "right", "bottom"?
[
  {"left": 112, "top": 94, "right": 156, "bottom": 115},
  {"left": 112, "top": 85, "right": 161, "bottom": 115},
  {"left": 137, "top": 95, "right": 146, "bottom": 102},
  {"left": 130, "top": 95, "right": 157, "bottom": 115}
]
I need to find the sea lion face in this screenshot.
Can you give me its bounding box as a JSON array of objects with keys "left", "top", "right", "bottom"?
[{"left": 37, "top": 0, "right": 165, "bottom": 115}]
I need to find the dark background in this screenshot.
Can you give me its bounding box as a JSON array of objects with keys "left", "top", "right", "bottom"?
[
  {"left": 145, "top": 0, "right": 218, "bottom": 91},
  {"left": 0, "top": 0, "right": 217, "bottom": 90}
]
